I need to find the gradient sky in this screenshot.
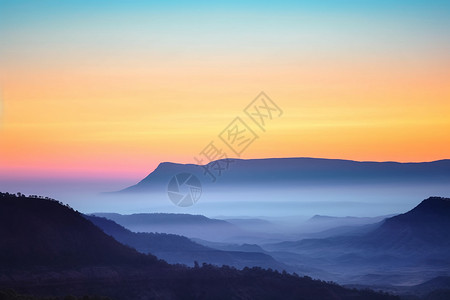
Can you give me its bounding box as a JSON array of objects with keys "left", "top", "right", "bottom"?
[{"left": 1, "top": 0, "right": 450, "bottom": 183}]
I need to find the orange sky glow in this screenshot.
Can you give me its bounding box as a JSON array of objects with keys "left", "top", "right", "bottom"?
[{"left": 1, "top": 2, "right": 449, "bottom": 181}]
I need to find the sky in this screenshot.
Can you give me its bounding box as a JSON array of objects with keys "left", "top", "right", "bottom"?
[{"left": 1, "top": 0, "right": 450, "bottom": 187}]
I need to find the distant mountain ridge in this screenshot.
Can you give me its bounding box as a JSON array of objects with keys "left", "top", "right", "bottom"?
[
  {"left": 86, "top": 214, "right": 288, "bottom": 270},
  {"left": 117, "top": 157, "right": 450, "bottom": 193},
  {"left": 306, "top": 214, "right": 392, "bottom": 228},
  {"left": 93, "top": 212, "right": 245, "bottom": 242},
  {"left": 95, "top": 212, "right": 234, "bottom": 226},
  {"left": 266, "top": 197, "right": 450, "bottom": 254},
  {"left": 263, "top": 197, "right": 450, "bottom": 285}
]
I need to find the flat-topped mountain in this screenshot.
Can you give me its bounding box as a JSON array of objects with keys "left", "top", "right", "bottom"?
[{"left": 118, "top": 158, "right": 450, "bottom": 193}]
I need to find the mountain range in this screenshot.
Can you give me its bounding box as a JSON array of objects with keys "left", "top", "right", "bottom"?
[
  {"left": 0, "top": 192, "right": 396, "bottom": 300},
  {"left": 90, "top": 196, "right": 450, "bottom": 288},
  {"left": 92, "top": 212, "right": 247, "bottom": 242},
  {"left": 85, "top": 214, "right": 287, "bottom": 271},
  {"left": 263, "top": 197, "right": 450, "bottom": 285}
]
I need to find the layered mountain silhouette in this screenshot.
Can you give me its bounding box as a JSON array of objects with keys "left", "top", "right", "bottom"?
[
  {"left": 263, "top": 197, "right": 450, "bottom": 285},
  {"left": 303, "top": 214, "right": 390, "bottom": 233},
  {"left": 0, "top": 192, "right": 396, "bottom": 300},
  {"left": 117, "top": 158, "right": 450, "bottom": 193},
  {"left": 93, "top": 212, "right": 247, "bottom": 242},
  {"left": 86, "top": 214, "right": 287, "bottom": 270},
  {"left": 266, "top": 197, "right": 450, "bottom": 252},
  {"left": 362, "top": 197, "right": 450, "bottom": 254}
]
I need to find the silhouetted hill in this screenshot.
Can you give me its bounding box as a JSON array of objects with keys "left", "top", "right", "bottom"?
[
  {"left": 304, "top": 214, "right": 391, "bottom": 233},
  {"left": 266, "top": 197, "right": 450, "bottom": 253},
  {"left": 93, "top": 212, "right": 245, "bottom": 241},
  {"left": 94, "top": 212, "right": 234, "bottom": 226},
  {"left": 308, "top": 215, "right": 390, "bottom": 224},
  {"left": 410, "top": 276, "right": 450, "bottom": 296},
  {"left": 263, "top": 197, "right": 450, "bottom": 286},
  {"left": 223, "top": 218, "right": 273, "bottom": 227},
  {"left": 364, "top": 197, "right": 450, "bottom": 253},
  {"left": 345, "top": 275, "right": 450, "bottom": 299},
  {"left": 192, "top": 238, "right": 268, "bottom": 253},
  {"left": 302, "top": 222, "right": 382, "bottom": 239},
  {"left": 0, "top": 192, "right": 397, "bottom": 300},
  {"left": 0, "top": 193, "right": 158, "bottom": 268},
  {"left": 86, "top": 215, "right": 287, "bottom": 270},
  {"left": 117, "top": 158, "right": 450, "bottom": 193}
]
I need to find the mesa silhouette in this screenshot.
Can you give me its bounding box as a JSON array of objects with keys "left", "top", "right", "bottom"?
[{"left": 117, "top": 158, "right": 450, "bottom": 193}]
